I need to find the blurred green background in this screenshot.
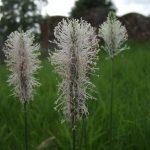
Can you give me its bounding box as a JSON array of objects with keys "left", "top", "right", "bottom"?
[{"left": 0, "top": 42, "right": 150, "bottom": 149}]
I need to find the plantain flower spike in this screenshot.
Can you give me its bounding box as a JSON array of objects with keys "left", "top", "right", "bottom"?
[
  {"left": 99, "top": 12, "right": 128, "bottom": 58},
  {"left": 3, "top": 30, "right": 41, "bottom": 104},
  {"left": 50, "top": 19, "right": 99, "bottom": 122}
]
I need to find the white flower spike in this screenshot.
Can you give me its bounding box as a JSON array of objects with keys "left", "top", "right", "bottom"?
[
  {"left": 3, "top": 30, "right": 41, "bottom": 103},
  {"left": 99, "top": 12, "right": 128, "bottom": 58},
  {"left": 50, "top": 19, "right": 99, "bottom": 122}
]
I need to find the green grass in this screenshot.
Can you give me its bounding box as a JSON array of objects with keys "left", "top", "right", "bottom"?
[{"left": 0, "top": 42, "right": 150, "bottom": 150}]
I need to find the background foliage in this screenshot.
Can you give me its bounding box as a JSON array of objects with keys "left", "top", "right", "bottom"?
[
  {"left": 70, "top": 0, "right": 115, "bottom": 17},
  {"left": 0, "top": 0, "right": 47, "bottom": 40},
  {"left": 0, "top": 42, "right": 150, "bottom": 150}
]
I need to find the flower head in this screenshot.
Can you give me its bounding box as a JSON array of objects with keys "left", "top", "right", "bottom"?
[
  {"left": 99, "top": 12, "right": 128, "bottom": 58},
  {"left": 50, "top": 19, "right": 99, "bottom": 122},
  {"left": 3, "top": 30, "right": 41, "bottom": 103}
]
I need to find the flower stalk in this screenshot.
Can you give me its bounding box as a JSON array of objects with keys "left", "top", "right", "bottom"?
[
  {"left": 99, "top": 11, "right": 128, "bottom": 148},
  {"left": 110, "top": 57, "right": 114, "bottom": 147},
  {"left": 50, "top": 18, "right": 99, "bottom": 149},
  {"left": 24, "top": 101, "right": 28, "bottom": 150},
  {"left": 3, "top": 30, "right": 41, "bottom": 150},
  {"left": 83, "top": 116, "right": 87, "bottom": 150}
]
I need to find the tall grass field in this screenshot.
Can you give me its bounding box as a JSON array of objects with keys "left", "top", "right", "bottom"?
[{"left": 0, "top": 42, "right": 150, "bottom": 150}]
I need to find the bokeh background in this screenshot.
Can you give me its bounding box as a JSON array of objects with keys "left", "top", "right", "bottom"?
[{"left": 0, "top": 0, "right": 150, "bottom": 150}]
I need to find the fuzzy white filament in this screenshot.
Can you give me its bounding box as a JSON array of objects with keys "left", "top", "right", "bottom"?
[
  {"left": 3, "top": 31, "right": 41, "bottom": 103},
  {"left": 99, "top": 12, "right": 128, "bottom": 58},
  {"left": 50, "top": 19, "right": 99, "bottom": 122}
]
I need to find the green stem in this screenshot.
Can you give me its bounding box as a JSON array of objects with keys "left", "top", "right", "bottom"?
[
  {"left": 72, "top": 128, "right": 76, "bottom": 150},
  {"left": 71, "top": 109, "right": 76, "bottom": 150},
  {"left": 24, "top": 102, "right": 28, "bottom": 150},
  {"left": 83, "top": 116, "right": 87, "bottom": 150},
  {"left": 110, "top": 57, "right": 114, "bottom": 148}
]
